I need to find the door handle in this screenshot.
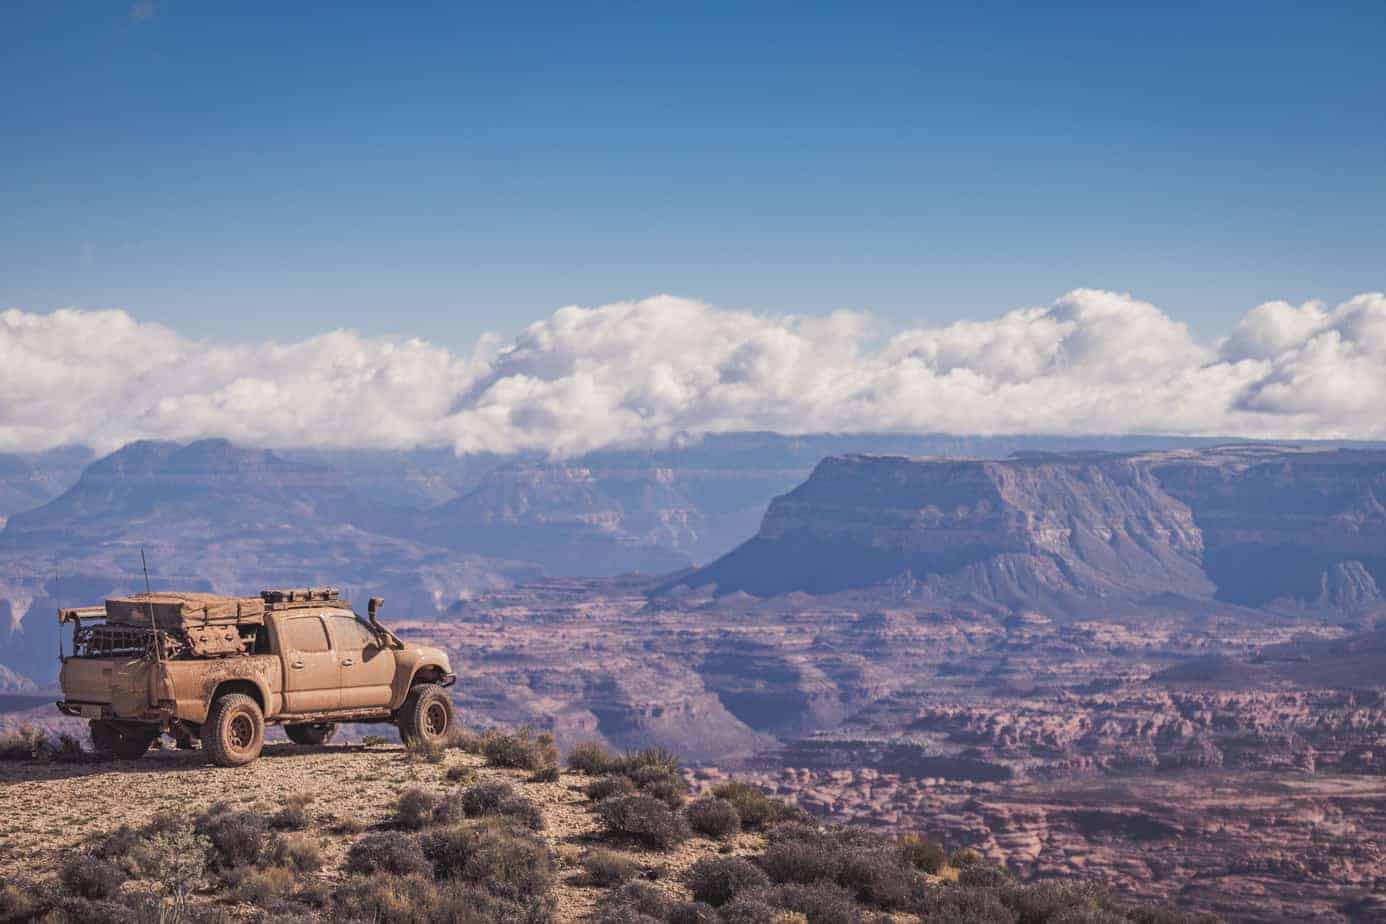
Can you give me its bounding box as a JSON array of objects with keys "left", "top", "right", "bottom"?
[
  {"left": 341, "top": 658, "right": 355, "bottom": 666},
  {"left": 291, "top": 660, "right": 304, "bottom": 669}
]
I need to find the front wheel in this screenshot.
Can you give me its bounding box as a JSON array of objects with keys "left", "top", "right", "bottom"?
[
  {"left": 202, "top": 693, "right": 265, "bottom": 767},
  {"left": 397, "top": 683, "right": 454, "bottom": 747},
  {"left": 285, "top": 722, "right": 337, "bottom": 746}
]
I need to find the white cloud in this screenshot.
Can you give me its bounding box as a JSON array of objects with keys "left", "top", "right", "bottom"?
[{"left": 2, "top": 289, "right": 1385, "bottom": 455}]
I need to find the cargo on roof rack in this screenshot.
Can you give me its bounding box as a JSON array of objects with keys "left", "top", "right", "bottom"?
[
  {"left": 260, "top": 587, "right": 340, "bottom": 604},
  {"left": 104, "top": 592, "right": 265, "bottom": 629}
]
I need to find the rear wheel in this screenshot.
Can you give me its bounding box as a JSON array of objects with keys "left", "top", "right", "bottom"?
[
  {"left": 397, "top": 683, "right": 454, "bottom": 747},
  {"left": 90, "top": 721, "right": 158, "bottom": 760},
  {"left": 284, "top": 722, "right": 337, "bottom": 746},
  {"left": 203, "top": 693, "right": 265, "bottom": 767},
  {"left": 89, "top": 720, "right": 119, "bottom": 757}
]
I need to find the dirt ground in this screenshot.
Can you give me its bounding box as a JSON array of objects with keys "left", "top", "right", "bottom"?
[{"left": 0, "top": 740, "right": 770, "bottom": 922}]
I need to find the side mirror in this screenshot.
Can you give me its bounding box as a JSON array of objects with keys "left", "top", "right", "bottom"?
[{"left": 368, "top": 597, "right": 383, "bottom": 620}]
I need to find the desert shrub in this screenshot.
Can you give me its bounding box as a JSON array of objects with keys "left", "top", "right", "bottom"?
[
  {"left": 480, "top": 728, "right": 558, "bottom": 772},
  {"left": 898, "top": 833, "right": 947, "bottom": 874},
  {"left": 270, "top": 835, "right": 324, "bottom": 874},
  {"left": 757, "top": 837, "right": 844, "bottom": 885},
  {"left": 667, "top": 901, "right": 719, "bottom": 924},
  {"left": 194, "top": 805, "right": 269, "bottom": 870},
  {"left": 344, "top": 831, "right": 431, "bottom": 879},
  {"left": 566, "top": 740, "right": 620, "bottom": 774},
  {"left": 582, "top": 848, "right": 641, "bottom": 887},
  {"left": 632, "top": 773, "right": 685, "bottom": 809},
  {"left": 596, "top": 794, "right": 690, "bottom": 850},
  {"left": 433, "top": 881, "right": 555, "bottom": 924},
  {"left": 57, "top": 856, "right": 126, "bottom": 900},
  {"left": 616, "top": 747, "right": 679, "bottom": 777},
  {"left": 332, "top": 872, "right": 438, "bottom": 924},
  {"left": 435, "top": 780, "right": 543, "bottom": 830},
  {"left": 1001, "top": 880, "right": 1110, "bottom": 923},
  {"left": 231, "top": 865, "right": 296, "bottom": 905},
  {"left": 330, "top": 816, "right": 368, "bottom": 836},
  {"left": 446, "top": 763, "right": 478, "bottom": 784},
  {"left": 719, "top": 895, "right": 780, "bottom": 924},
  {"left": 0, "top": 876, "right": 45, "bottom": 923},
  {"left": 769, "top": 881, "right": 860, "bottom": 924},
  {"left": 959, "top": 862, "right": 1013, "bottom": 888},
  {"left": 49, "top": 733, "right": 89, "bottom": 763},
  {"left": 684, "top": 856, "right": 770, "bottom": 907},
  {"left": 586, "top": 774, "right": 638, "bottom": 802},
  {"left": 448, "top": 729, "right": 485, "bottom": 753},
  {"left": 270, "top": 793, "right": 315, "bottom": 831},
  {"left": 951, "top": 846, "right": 987, "bottom": 868},
  {"left": 362, "top": 734, "right": 391, "bottom": 747},
  {"left": 0, "top": 726, "right": 49, "bottom": 761},
  {"left": 593, "top": 909, "right": 662, "bottom": 924},
  {"left": 1051, "top": 912, "right": 1138, "bottom": 924},
  {"left": 529, "top": 764, "right": 561, "bottom": 783},
  {"left": 90, "top": 825, "right": 142, "bottom": 870},
  {"left": 836, "top": 847, "right": 916, "bottom": 910},
  {"left": 421, "top": 824, "right": 555, "bottom": 903},
  {"left": 458, "top": 780, "right": 516, "bottom": 816},
  {"left": 685, "top": 796, "right": 741, "bottom": 839},
  {"left": 405, "top": 736, "right": 448, "bottom": 764},
  {"left": 134, "top": 822, "right": 210, "bottom": 918},
  {"left": 596, "top": 881, "right": 674, "bottom": 922},
  {"left": 711, "top": 781, "right": 782, "bottom": 831},
  {"left": 915, "top": 883, "right": 1017, "bottom": 923},
  {"left": 53, "top": 896, "right": 139, "bottom": 924},
  {"left": 394, "top": 786, "right": 442, "bottom": 830}
]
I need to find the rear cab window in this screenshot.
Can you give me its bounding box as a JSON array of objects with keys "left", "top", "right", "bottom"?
[{"left": 281, "top": 615, "right": 331, "bottom": 652}]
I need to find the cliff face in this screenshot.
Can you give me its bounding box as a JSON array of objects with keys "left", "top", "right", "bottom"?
[{"left": 678, "top": 447, "right": 1386, "bottom": 617}]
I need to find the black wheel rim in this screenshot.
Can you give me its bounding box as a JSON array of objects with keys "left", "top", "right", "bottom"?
[
  {"left": 229, "top": 713, "right": 254, "bottom": 750},
  {"left": 423, "top": 702, "right": 447, "bottom": 737}
]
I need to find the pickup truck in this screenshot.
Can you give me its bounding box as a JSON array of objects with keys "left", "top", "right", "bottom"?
[{"left": 55, "top": 587, "right": 457, "bottom": 767}]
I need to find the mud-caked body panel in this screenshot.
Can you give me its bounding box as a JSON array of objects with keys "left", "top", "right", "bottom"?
[
  {"left": 167, "top": 655, "right": 281, "bottom": 725},
  {"left": 57, "top": 589, "right": 454, "bottom": 743}
]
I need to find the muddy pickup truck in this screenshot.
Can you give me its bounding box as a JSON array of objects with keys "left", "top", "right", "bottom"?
[{"left": 56, "top": 587, "right": 457, "bottom": 767}]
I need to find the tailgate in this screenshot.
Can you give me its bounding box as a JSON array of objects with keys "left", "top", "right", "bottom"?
[{"left": 60, "top": 657, "right": 155, "bottom": 718}]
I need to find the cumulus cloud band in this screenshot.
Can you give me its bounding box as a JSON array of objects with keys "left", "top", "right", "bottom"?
[{"left": 2, "top": 289, "right": 1384, "bottom": 455}]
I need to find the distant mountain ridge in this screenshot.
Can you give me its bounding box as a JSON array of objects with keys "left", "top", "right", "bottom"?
[
  {"left": 4, "top": 434, "right": 1386, "bottom": 690},
  {"left": 676, "top": 446, "right": 1386, "bottom": 621}
]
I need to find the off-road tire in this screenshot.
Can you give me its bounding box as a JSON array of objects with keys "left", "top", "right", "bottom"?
[
  {"left": 90, "top": 720, "right": 158, "bottom": 760},
  {"left": 397, "top": 683, "right": 454, "bottom": 747},
  {"left": 89, "top": 720, "right": 119, "bottom": 758},
  {"left": 203, "top": 693, "right": 265, "bottom": 767},
  {"left": 285, "top": 722, "right": 337, "bottom": 746}
]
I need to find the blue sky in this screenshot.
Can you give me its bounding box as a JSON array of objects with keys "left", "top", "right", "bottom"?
[{"left": 3, "top": 0, "right": 1383, "bottom": 349}]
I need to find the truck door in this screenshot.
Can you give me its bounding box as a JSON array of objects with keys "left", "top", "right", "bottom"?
[
  {"left": 278, "top": 614, "right": 340, "bottom": 712},
  {"left": 327, "top": 614, "right": 396, "bottom": 709}
]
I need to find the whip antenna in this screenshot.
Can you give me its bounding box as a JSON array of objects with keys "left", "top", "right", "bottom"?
[{"left": 140, "top": 548, "right": 159, "bottom": 660}]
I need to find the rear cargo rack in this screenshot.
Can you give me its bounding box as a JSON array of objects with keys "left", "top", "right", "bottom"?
[{"left": 71, "top": 624, "right": 183, "bottom": 660}]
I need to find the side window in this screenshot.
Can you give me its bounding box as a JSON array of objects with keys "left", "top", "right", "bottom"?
[
  {"left": 328, "top": 615, "right": 377, "bottom": 649},
  {"left": 283, "top": 616, "right": 331, "bottom": 653}
]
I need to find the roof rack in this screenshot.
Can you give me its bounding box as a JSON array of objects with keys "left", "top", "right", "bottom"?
[{"left": 260, "top": 587, "right": 340, "bottom": 604}]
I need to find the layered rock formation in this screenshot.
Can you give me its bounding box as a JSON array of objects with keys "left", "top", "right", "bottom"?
[{"left": 678, "top": 446, "right": 1386, "bottom": 621}]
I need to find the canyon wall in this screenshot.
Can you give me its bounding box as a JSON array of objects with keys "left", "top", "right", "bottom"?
[{"left": 678, "top": 446, "right": 1386, "bottom": 619}]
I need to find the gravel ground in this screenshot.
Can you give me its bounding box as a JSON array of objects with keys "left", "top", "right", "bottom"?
[{"left": 0, "top": 740, "right": 771, "bottom": 922}]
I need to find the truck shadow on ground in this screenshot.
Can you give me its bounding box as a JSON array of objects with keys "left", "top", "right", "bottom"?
[{"left": 0, "top": 742, "right": 386, "bottom": 781}]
